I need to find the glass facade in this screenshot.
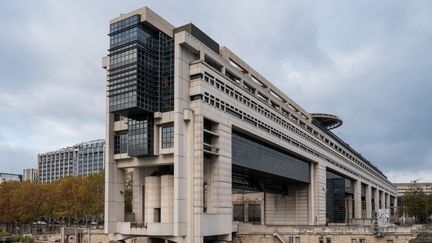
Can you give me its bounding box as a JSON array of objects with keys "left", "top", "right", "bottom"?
[
  {"left": 232, "top": 130, "right": 310, "bottom": 184},
  {"left": 127, "top": 115, "right": 153, "bottom": 157},
  {"left": 326, "top": 170, "right": 354, "bottom": 223},
  {"left": 75, "top": 141, "right": 105, "bottom": 176},
  {"left": 114, "top": 132, "right": 128, "bottom": 154},
  {"left": 161, "top": 126, "right": 174, "bottom": 148},
  {"left": 108, "top": 15, "right": 174, "bottom": 157}
]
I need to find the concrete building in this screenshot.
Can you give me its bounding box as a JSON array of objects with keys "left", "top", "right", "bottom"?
[
  {"left": 395, "top": 182, "right": 432, "bottom": 196},
  {"left": 103, "top": 7, "right": 397, "bottom": 243},
  {"left": 38, "top": 139, "right": 105, "bottom": 183},
  {"left": 73, "top": 139, "right": 106, "bottom": 177},
  {"left": 22, "top": 168, "right": 38, "bottom": 182},
  {"left": 0, "top": 172, "right": 22, "bottom": 183}
]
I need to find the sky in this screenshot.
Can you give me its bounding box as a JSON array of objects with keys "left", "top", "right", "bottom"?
[{"left": 0, "top": 0, "right": 431, "bottom": 183}]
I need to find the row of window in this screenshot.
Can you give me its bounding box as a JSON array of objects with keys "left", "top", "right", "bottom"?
[
  {"left": 114, "top": 125, "right": 174, "bottom": 154},
  {"left": 110, "top": 15, "right": 140, "bottom": 33},
  {"left": 200, "top": 63, "right": 384, "bottom": 179},
  {"left": 196, "top": 70, "right": 389, "bottom": 188},
  {"left": 199, "top": 92, "right": 361, "bottom": 180}
]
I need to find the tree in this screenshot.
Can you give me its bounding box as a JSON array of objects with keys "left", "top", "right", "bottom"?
[{"left": 404, "top": 190, "right": 432, "bottom": 224}]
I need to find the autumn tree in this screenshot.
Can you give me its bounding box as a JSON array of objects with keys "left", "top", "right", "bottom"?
[{"left": 404, "top": 190, "right": 432, "bottom": 224}]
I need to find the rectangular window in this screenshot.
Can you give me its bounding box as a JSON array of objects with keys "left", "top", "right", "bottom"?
[
  {"left": 114, "top": 133, "right": 128, "bottom": 154},
  {"left": 359, "top": 239, "right": 365, "bottom": 243},
  {"left": 233, "top": 204, "right": 244, "bottom": 222},
  {"left": 154, "top": 208, "right": 161, "bottom": 223},
  {"left": 248, "top": 204, "right": 261, "bottom": 224},
  {"left": 161, "top": 126, "right": 174, "bottom": 148},
  {"left": 295, "top": 237, "right": 300, "bottom": 243},
  {"left": 326, "top": 239, "right": 331, "bottom": 243},
  {"left": 351, "top": 239, "right": 357, "bottom": 243}
]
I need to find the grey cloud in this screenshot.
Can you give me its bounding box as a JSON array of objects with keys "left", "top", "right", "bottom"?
[{"left": 0, "top": 0, "right": 431, "bottom": 182}]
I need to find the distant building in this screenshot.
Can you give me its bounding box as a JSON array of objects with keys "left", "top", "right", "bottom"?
[
  {"left": 22, "top": 168, "right": 38, "bottom": 182},
  {"left": 395, "top": 182, "right": 432, "bottom": 196},
  {"left": 73, "top": 140, "right": 105, "bottom": 176},
  {"left": 0, "top": 172, "right": 22, "bottom": 183},
  {"left": 38, "top": 139, "right": 105, "bottom": 183}
]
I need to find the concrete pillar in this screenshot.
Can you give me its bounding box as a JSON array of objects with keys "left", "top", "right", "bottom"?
[
  {"left": 314, "top": 163, "right": 326, "bottom": 225},
  {"left": 386, "top": 193, "right": 391, "bottom": 209},
  {"left": 380, "top": 190, "right": 385, "bottom": 210},
  {"left": 308, "top": 163, "right": 315, "bottom": 225},
  {"left": 354, "top": 179, "right": 362, "bottom": 219},
  {"left": 161, "top": 175, "right": 174, "bottom": 223},
  {"left": 132, "top": 168, "right": 144, "bottom": 223},
  {"left": 105, "top": 164, "right": 125, "bottom": 233},
  {"left": 366, "top": 184, "right": 372, "bottom": 218},
  {"left": 145, "top": 176, "right": 161, "bottom": 223},
  {"left": 374, "top": 188, "right": 379, "bottom": 217}
]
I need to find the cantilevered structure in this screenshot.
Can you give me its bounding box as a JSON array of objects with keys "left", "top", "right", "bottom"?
[{"left": 103, "top": 7, "right": 397, "bottom": 243}]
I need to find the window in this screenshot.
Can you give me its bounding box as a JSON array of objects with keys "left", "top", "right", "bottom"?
[
  {"left": 326, "top": 238, "right": 331, "bottom": 243},
  {"left": 359, "top": 239, "right": 365, "bottom": 243},
  {"left": 154, "top": 208, "right": 161, "bottom": 223},
  {"left": 351, "top": 239, "right": 357, "bottom": 243},
  {"left": 386, "top": 241, "right": 393, "bottom": 243},
  {"left": 248, "top": 204, "right": 261, "bottom": 224},
  {"left": 161, "top": 126, "right": 174, "bottom": 148},
  {"left": 233, "top": 204, "right": 244, "bottom": 221},
  {"left": 114, "top": 133, "right": 128, "bottom": 154},
  {"left": 295, "top": 237, "right": 300, "bottom": 243}
]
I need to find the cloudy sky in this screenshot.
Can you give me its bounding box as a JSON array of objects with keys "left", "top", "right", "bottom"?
[{"left": 0, "top": 0, "right": 431, "bottom": 183}]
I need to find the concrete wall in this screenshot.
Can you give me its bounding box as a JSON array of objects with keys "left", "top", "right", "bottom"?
[{"left": 265, "top": 185, "right": 309, "bottom": 225}]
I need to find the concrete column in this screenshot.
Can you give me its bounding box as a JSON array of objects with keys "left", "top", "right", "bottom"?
[
  {"left": 374, "top": 188, "right": 379, "bottom": 217},
  {"left": 161, "top": 175, "right": 174, "bottom": 223},
  {"left": 366, "top": 184, "right": 372, "bottom": 218},
  {"left": 314, "top": 163, "right": 326, "bottom": 225},
  {"left": 132, "top": 168, "right": 144, "bottom": 223},
  {"left": 386, "top": 193, "right": 391, "bottom": 209},
  {"left": 144, "top": 176, "right": 161, "bottom": 223},
  {"left": 105, "top": 164, "right": 125, "bottom": 233},
  {"left": 308, "top": 163, "right": 315, "bottom": 225},
  {"left": 354, "top": 179, "right": 362, "bottom": 219},
  {"left": 380, "top": 190, "right": 385, "bottom": 210}
]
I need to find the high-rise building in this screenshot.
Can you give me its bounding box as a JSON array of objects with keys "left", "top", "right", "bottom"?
[
  {"left": 22, "top": 168, "right": 38, "bottom": 182},
  {"left": 0, "top": 172, "right": 22, "bottom": 183},
  {"left": 103, "top": 7, "right": 397, "bottom": 243},
  {"left": 38, "top": 139, "right": 105, "bottom": 183}
]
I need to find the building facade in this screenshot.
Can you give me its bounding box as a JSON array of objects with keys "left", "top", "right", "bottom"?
[
  {"left": 395, "top": 182, "right": 432, "bottom": 196},
  {"left": 22, "top": 168, "right": 38, "bottom": 182},
  {"left": 103, "top": 7, "right": 397, "bottom": 243},
  {"left": 0, "top": 172, "right": 22, "bottom": 183},
  {"left": 38, "top": 139, "right": 105, "bottom": 183}
]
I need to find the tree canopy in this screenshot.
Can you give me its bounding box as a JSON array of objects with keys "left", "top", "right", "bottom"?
[{"left": 0, "top": 173, "right": 104, "bottom": 226}]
